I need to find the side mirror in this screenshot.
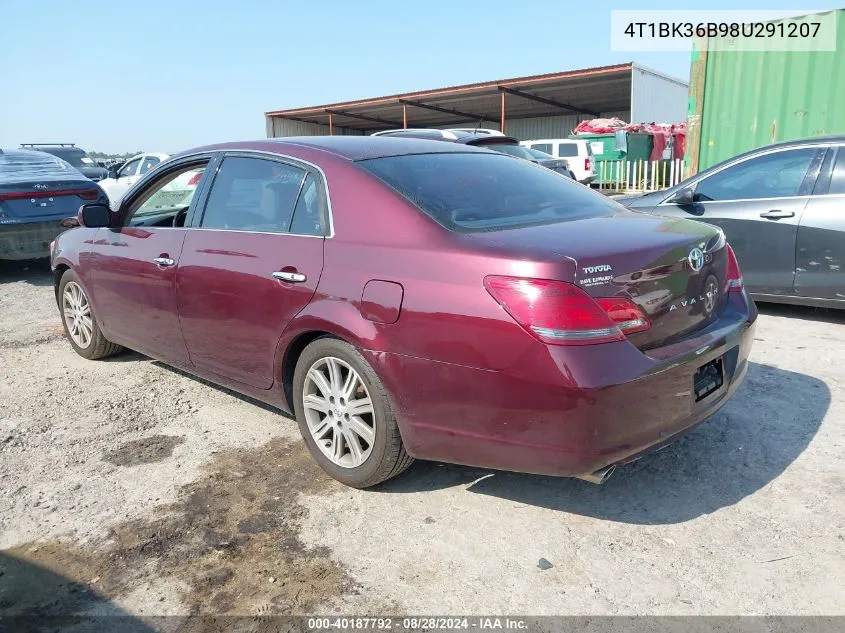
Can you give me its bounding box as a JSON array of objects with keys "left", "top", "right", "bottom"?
[
  {"left": 668, "top": 187, "right": 695, "bottom": 206},
  {"left": 108, "top": 168, "right": 119, "bottom": 179},
  {"left": 78, "top": 203, "right": 112, "bottom": 228}
]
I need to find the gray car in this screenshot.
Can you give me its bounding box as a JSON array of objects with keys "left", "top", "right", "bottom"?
[{"left": 619, "top": 136, "right": 845, "bottom": 309}]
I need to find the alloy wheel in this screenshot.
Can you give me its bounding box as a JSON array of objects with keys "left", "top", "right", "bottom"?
[
  {"left": 302, "top": 356, "right": 376, "bottom": 468},
  {"left": 62, "top": 281, "right": 93, "bottom": 349}
]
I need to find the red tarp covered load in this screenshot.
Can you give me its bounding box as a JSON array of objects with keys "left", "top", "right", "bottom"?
[{"left": 573, "top": 118, "right": 686, "bottom": 162}]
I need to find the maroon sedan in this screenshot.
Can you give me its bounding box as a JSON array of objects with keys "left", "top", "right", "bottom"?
[{"left": 51, "top": 137, "right": 756, "bottom": 488}]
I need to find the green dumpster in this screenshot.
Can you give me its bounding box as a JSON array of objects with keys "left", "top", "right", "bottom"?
[{"left": 569, "top": 132, "right": 653, "bottom": 187}]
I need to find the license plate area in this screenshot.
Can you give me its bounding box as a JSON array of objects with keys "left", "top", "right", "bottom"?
[{"left": 693, "top": 357, "right": 724, "bottom": 402}]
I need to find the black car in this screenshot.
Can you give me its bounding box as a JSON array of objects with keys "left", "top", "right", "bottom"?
[
  {"left": 372, "top": 129, "right": 574, "bottom": 178},
  {"left": 618, "top": 136, "right": 845, "bottom": 309},
  {"left": 0, "top": 149, "right": 108, "bottom": 260},
  {"left": 19, "top": 144, "right": 108, "bottom": 181}
]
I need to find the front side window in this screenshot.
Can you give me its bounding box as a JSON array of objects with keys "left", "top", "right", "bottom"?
[
  {"left": 126, "top": 163, "right": 208, "bottom": 225},
  {"left": 694, "top": 148, "right": 819, "bottom": 202},
  {"left": 530, "top": 143, "right": 553, "bottom": 154},
  {"left": 200, "top": 157, "right": 308, "bottom": 233},
  {"left": 357, "top": 152, "right": 615, "bottom": 233},
  {"left": 119, "top": 158, "right": 141, "bottom": 178}
]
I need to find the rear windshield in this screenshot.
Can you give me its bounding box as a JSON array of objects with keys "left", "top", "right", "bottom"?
[
  {"left": 0, "top": 152, "right": 76, "bottom": 183},
  {"left": 47, "top": 148, "right": 95, "bottom": 168},
  {"left": 357, "top": 152, "right": 615, "bottom": 233},
  {"left": 556, "top": 143, "right": 579, "bottom": 157}
]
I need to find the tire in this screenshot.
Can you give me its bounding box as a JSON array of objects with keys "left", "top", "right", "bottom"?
[
  {"left": 293, "top": 337, "right": 413, "bottom": 488},
  {"left": 58, "top": 270, "right": 123, "bottom": 360}
]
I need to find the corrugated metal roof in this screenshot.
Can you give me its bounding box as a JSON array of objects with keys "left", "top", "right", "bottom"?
[{"left": 266, "top": 63, "right": 642, "bottom": 133}]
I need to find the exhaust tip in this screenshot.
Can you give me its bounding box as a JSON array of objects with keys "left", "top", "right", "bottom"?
[{"left": 574, "top": 464, "right": 616, "bottom": 485}]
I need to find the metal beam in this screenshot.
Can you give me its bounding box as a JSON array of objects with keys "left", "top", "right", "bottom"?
[
  {"left": 399, "top": 99, "right": 486, "bottom": 122},
  {"left": 498, "top": 86, "right": 599, "bottom": 116},
  {"left": 326, "top": 109, "right": 402, "bottom": 127}
]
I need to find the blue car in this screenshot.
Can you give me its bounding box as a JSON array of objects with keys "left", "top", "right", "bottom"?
[{"left": 0, "top": 149, "right": 108, "bottom": 260}]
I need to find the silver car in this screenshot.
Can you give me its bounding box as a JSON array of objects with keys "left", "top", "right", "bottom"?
[{"left": 619, "top": 136, "right": 845, "bottom": 309}]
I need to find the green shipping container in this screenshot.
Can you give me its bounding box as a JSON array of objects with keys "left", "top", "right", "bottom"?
[{"left": 694, "top": 9, "right": 845, "bottom": 171}]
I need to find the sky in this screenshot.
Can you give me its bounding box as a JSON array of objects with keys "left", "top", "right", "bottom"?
[{"left": 0, "top": 0, "right": 827, "bottom": 153}]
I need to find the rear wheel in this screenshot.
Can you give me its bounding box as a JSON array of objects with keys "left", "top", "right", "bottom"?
[
  {"left": 293, "top": 337, "right": 413, "bottom": 488},
  {"left": 58, "top": 270, "right": 123, "bottom": 360}
]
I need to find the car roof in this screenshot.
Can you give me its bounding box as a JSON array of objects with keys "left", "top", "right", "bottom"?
[{"left": 178, "top": 136, "right": 499, "bottom": 162}]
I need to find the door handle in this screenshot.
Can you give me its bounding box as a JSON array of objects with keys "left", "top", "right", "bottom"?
[
  {"left": 759, "top": 210, "right": 795, "bottom": 219},
  {"left": 272, "top": 271, "right": 307, "bottom": 283},
  {"left": 153, "top": 257, "right": 175, "bottom": 267}
]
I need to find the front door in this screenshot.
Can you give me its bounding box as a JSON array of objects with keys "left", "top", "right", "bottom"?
[
  {"left": 656, "top": 146, "right": 823, "bottom": 296},
  {"left": 88, "top": 157, "right": 214, "bottom": 363},
  {"left": 795, "top": 146, "right": 845, "bottom": 300},
  {"left": 177, "top": 154, "right": 327, "bottom": 389}
]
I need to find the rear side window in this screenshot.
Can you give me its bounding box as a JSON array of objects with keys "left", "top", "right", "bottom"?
[
  {"left": 829, "top": 148, "right": 845, "bottom": 195},
  {"left": 201, "top": 156, "right": 308, "bottom": 233},
  {"left": 289, "top": 174, "right": 326, "bottom": 236},
  {"left": 140, "top": 156, "right": 160, "bottom": 174},
  {"left": 357, "top": 152, "right": 615, "bottom": 233},
  {"left": 556, "top": 143, "right": 579, "bottom": 157}
]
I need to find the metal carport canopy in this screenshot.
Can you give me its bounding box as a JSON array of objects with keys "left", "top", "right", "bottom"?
[{"left": 265, "top": 63, "right": 634, "bottom": 133}]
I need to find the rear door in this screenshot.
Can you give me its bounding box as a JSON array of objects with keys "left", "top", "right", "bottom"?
[
  {"left": 794, "top": 146, "right": 845, "bottom": 300},
  {"left": 87, "top": 155, "right": 215, "bottom": 363},
  {"left": 654, "top": 146, "right": 823, "bottom": 295},
  {"left": 177, "top": 153, "right": 327, "bottom": 389}
]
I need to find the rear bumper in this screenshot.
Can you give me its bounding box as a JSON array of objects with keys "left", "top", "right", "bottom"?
[
  {"left": 0, "top": 221, "right": 67, "bottom": 260},
  {"left": 365, "top": 293, "right": 757, "bottom": 478}
]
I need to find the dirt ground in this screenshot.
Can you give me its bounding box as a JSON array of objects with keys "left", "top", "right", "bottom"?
[{"left": 1, "top": 258, "right": 843, "bottom": 625}]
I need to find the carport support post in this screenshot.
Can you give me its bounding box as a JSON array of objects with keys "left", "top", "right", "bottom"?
[
  {"left": 500, "top": 90, "right": 506, "bottom": 134},
  {"left": 403, "top": 103, "right": 407, "bottom": 129},
  {"left": 328, "top": 112, "right": 334, "bottom": 136}
]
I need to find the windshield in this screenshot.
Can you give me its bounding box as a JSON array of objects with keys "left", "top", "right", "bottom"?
[
  {"left": 357, "top": 152, "right": 615, "bottom": 233},
  {"left": 44, "top": 147, "right": 96, "bottom": 168},
  {"left": 475, "top": 142, "right": 538, "bottom": 161}
]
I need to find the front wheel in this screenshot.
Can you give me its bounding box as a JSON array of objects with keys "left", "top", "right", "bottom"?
[
  {"left": 293, "top": 337, "right": 413, "bottom": 488},
  {"left": 58, "top": 270, "right": 123, "bottom": 360}
]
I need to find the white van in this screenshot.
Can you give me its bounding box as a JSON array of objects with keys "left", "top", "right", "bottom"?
[{"left": 520, "top": 139, "right": 595, "bottom": 184}]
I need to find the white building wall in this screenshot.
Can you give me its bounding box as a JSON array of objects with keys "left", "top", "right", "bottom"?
[{"left": 630, "top": 65, "right": 689, "bottom": 124}]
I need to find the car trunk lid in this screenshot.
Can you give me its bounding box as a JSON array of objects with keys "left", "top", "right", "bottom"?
[
  {"left": 0, "top": 180, "right": 101, "bottom": 221},
  {"left": 465, "top": 213, "right": 730, "bottom": 350}
]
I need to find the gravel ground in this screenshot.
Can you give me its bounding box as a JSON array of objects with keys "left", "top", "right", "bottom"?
[{"left": 0, "top": 258, "right": 843, "bottom": 624}]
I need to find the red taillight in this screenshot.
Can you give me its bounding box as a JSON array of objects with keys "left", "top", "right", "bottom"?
[
  {"left": 595, "top": 297, "right": 650, "bottom": 334},
  {"left": 0, "top": 188, "right": 99, "bottom": 202},
  {"left": 585, "top": 157, "right": 591, "bottom": 171},
  {"left": 725, "top": 244, "right": 744, "bottom": 292},
  {"left": 187, "top": 173, "right": 202, "bottom": 186},
  {"left": 484, "top": 276, "right": 649, "bottom": 346}
]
